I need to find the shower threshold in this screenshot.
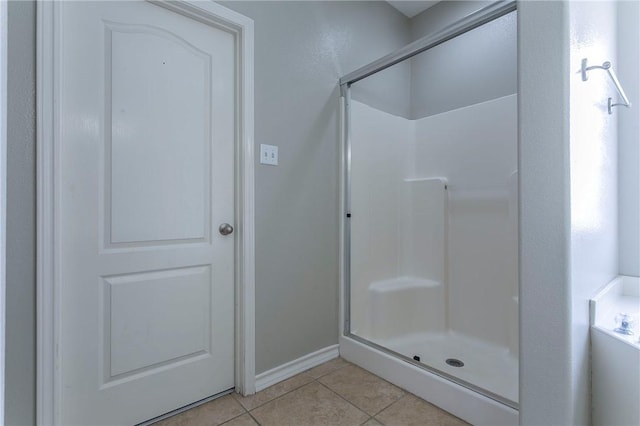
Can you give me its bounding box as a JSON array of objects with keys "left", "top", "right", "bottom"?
[{"left": 356, "top": 331, "right": 518, "bottom": 405}]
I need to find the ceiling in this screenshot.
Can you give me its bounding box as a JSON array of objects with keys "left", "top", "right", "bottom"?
[{"left": 386, "top": 1, "right": 439, "bottom": 18}]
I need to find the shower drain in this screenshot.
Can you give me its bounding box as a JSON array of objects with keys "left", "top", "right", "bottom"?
[{"left": 445, "top": 358, "right": 464, "bottom": 367}]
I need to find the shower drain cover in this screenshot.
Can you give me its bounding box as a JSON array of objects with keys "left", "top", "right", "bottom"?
[{"left": 445, "top": 358, "right": 464, "bottom": 367}]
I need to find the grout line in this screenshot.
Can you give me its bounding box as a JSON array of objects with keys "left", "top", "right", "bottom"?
[
  {"left": 307, "top": 358, "right": 352, "bottom": 380},
  {"left": 319, "top": 363, "right": 407, "bottom": 418},
  {"left": 240, "top": 360, "right": 353, "bottom": 415},
  {"left": 238, "top": 382, "right": 311, "bottom": 413},
  {"left": 218, "top": 398, "right": 251, "bottom": 426},
  {"left": 232, "top": 392, "right": 256, "bottom": 411},
  {"left": 241, "top": 358, "right": 350, "bottom": 412},
  {"left": 245, "top": 377, "right": 315, "bottom": 412},
  {"left": 315, "top": 380, "right": 371, "bottom": 418},
  {"left": 359, "top": 417, "right": 372, "bottom": 426},
  {"left": 236, "top": 394, "right": 249, "bottom": 414},
  {"left": 247, "top": 411, "right": 262, "bottom": 426},
  {"left": 370, "top": 393, "right": 407, "bottom": 417},
  {"left": 346, "top": 363, "right": 408, "bottom": 417},
  {"left": 154, "top": 358, "right": 467, "bottom": 426},
  {"left": 316, "top": 364, "right": 408, "bottom": 423}
]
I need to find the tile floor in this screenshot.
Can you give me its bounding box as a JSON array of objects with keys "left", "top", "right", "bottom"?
[{"left": 154, "top": 357, "right": 469, "bottom": 426}]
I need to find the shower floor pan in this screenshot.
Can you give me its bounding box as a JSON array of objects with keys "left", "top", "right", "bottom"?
[{"left": 360, "top": 331, "right": 518, "bottom": 404}]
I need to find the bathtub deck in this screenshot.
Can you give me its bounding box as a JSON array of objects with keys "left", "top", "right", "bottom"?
[{"left": 360, "top": 331, "right": 518, "bottom": 404}]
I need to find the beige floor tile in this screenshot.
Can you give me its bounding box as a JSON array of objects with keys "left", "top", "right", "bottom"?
[
  {"left": 306, "top": 357, "right": 350, "bottom": 379},
  {"left": 233, "top": 372, "right": 314, "bottom": 410},
  {"left": 251, "top": 382, "right": 369, "bottom": 426},
  {"left": 153, "top": 395, "right": 246, "bottom": 426},
  {"left": 220, "top": 413, "right": 259, "bottom": 426},
  {"left": 375, "top": 394, "right": 469, "bottom": 426},
  {"left": 362, "top": 418, "right": 383, "bottom": 426},
  {"left": 318, "top": 365, "right": 405, "bottom": 416}
]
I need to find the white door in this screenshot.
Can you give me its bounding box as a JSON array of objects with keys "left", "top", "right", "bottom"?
[{"left": 58, "top": 1, "right": 235, "bottom": 424}]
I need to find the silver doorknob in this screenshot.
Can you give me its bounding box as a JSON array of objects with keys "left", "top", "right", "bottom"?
[{"left": 219, "top": 223, "right": 234, "bottom": 236}]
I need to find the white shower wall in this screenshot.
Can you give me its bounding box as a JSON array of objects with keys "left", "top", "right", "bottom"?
[
  {"left": 350, "top": 101, "right": 413, "bottom": 338},
  {"left": 350, "top": 94, "right": 518, "bottom": 352}
]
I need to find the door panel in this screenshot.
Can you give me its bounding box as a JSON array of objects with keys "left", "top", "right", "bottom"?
[
  {"left": 105, "top": 266, "right": 211, "bottom": 378},
  {"left": 107, "top": 22, "right": 211, "bottom": 244},
  {"left": 58, "top": 2, "right": 236, "bottom": 424}
]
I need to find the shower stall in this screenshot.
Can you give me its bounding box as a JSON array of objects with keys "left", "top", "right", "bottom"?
[{"left": 339, "top": 2, "right": 518, "bottom": 424}]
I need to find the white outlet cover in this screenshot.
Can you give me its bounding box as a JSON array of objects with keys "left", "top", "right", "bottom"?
[{"left": 260, "top": 144, "right": 278, "bottom": 166}]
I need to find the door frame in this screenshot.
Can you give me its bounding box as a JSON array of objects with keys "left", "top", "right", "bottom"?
[{"left": 36, "top": 1, "right": 255, "bottom": 424}]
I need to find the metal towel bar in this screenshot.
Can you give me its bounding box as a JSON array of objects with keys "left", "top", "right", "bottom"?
[{"left": 581, "top": 58, "right": 632, "bottom": 114}]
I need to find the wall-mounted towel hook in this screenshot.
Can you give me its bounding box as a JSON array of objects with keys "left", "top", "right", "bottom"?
[{"left": 581, "top": 58, "right": 632, "bottom": 114}]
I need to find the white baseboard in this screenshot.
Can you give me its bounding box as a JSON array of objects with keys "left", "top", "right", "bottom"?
[{"left": 255, "top": 344, "right": 339, "bottom": 392}]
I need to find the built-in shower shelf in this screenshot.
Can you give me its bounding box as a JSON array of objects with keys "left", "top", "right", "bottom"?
[
  {"left": 403, "top": 177, "right": 448, "bottom": 184},
  {"left": 369, "top": 276, "right": 441, "bottom": 291}
]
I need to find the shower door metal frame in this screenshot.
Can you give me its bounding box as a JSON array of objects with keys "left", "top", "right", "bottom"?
[{"left": 339, "top": 0, "right": 518, "bottom": 409}]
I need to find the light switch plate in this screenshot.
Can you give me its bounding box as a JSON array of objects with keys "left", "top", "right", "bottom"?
[{"left": 260, "top": 144, "right": 278, "bottom": 166}]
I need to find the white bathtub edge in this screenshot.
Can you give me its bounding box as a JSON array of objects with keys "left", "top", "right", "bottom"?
[{"left": 339, "top": 335, "right": 519, "bottom": 426}]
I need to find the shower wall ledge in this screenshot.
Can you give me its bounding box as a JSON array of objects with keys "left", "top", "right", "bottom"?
[
  {"left": 590, "top": 275, "right": 640, "bottom": 337},
  {"left": 367, "top": 276, "right": 445, "bottom": 339},
  {"left": 369, "top": 276, "right": 441, "bottom": 291},
  {"left": 590, "top": 275, "right": 640, "bottom": 426}
]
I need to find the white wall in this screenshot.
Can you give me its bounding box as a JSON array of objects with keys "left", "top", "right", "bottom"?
[
  {"left": 399, "top": 179, "right": 446, "bottom": 286},
  {"left": 520, "top": 2, "right": 621, "bottom": 425},
  {"left": 617, "top": 1, "right": 640, "bottom": 277},
  {"left": 410, "top": 1, "right": 493, "bottom": 41},
  {"left": 568, "top": 2, "right": 620, "bottom": 424},
  {"left": 518, "top": 2, "right": 573, "bottom": 424},
  {"left": 349, "top": 100, "right": 412, "bottom": 335}
]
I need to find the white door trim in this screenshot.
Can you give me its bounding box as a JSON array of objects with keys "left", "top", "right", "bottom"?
[{"left": 36, "top": 1, "right": 255, "bottom": 424}]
